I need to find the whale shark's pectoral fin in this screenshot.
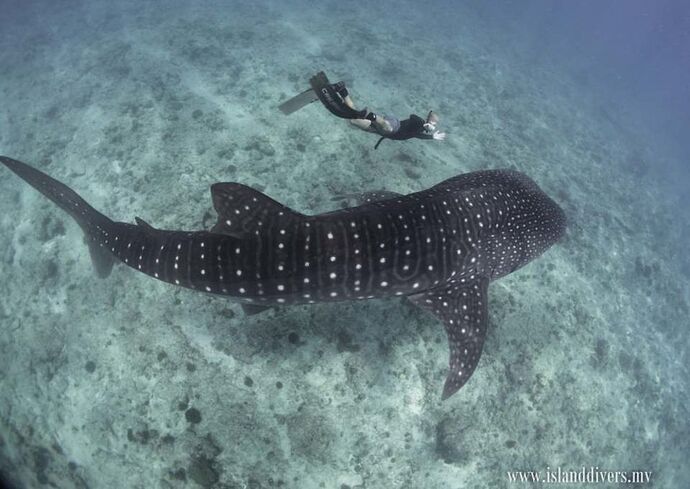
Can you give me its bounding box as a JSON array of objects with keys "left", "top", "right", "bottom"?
[
  {"left": 210, "top": 183, "right": 305, "bottom": 237},
  {"left": 331, "top": 190, "right": 403, "bottom": 207},
  {"left": 407, "top": 277, "right": 490, "bottom": 400},
  {"left": 241, "top": 304, "right": 273, "bottom": 316}
]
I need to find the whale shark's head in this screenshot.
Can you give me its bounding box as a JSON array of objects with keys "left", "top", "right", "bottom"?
[{"left": 482, "top": 170, "right": 567, "bottom": 280}]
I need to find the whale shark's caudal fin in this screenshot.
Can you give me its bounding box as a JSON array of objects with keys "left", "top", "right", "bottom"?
[
  {"left": 0, "top": 156, "right": 116, "bottom": 277},
  {"left": 408, "top": 277, "right": 489, "bottom": 400}
]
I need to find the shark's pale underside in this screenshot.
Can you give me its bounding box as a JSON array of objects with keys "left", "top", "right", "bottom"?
[{"left": 0, "top": 156, "right": 566, "bottom": 399}]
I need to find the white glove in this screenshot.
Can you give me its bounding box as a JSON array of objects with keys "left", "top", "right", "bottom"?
[{"left": 432, "top": 131, "right": 446, "bottom": 141}]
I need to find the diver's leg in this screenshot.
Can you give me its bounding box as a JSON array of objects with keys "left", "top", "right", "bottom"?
[
  {"left": 372, "top": 116, "right": 394, "bottom": 134},
  {"left": 349, "top": 118, "right": 373, "bottom": 131}
]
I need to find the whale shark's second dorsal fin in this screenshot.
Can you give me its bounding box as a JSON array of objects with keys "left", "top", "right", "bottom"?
[
  {"left": 135, "top": 216, "right": 156, "bottom": 231},
  {"left": 210, "top": 183, "right": 305, "bottom": 237}
]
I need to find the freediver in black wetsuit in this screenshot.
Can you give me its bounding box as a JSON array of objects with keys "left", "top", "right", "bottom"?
[{"left": 279, "top": 71, "right": 446, "bottom": 149}]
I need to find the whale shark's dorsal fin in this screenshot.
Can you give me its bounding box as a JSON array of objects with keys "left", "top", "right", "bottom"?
[
  {"left": 210, "top": 183, "right": 305, "bottom": 237},
  {"left": 408, "top": 277, "right": 489, "bottom": 400}
]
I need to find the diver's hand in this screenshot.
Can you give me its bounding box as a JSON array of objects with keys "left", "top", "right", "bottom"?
[
  {"left": 432, "top": 131, "right": 446, "bottom": 141},
  {"left": 423, "top": 122, "right": 437, "bottom": 132}
]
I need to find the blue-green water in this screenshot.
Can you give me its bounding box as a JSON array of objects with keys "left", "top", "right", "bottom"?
[{"left": 0, "top": 1, "right": 688, "bottom": 488}]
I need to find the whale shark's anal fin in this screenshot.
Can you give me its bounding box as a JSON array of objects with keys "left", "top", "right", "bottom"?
[
  {"left": 210, "top": 183, "right": 305, "bottom": 237},
  {"left": 86, "top": 238, "right": 116, "bottom": 278},
  {"left": 408, "top": 277, "right": 490, "bottom": 400}
]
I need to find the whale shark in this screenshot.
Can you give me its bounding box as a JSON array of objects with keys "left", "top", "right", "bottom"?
[{"left": 0, "top": 156, "right": 566, "bottom": 399}]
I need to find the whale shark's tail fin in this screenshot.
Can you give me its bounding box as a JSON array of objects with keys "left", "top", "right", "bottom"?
[
  {"left": 0, "top": 156, "right": 112, "bottom": 230},
  {"left": 0, "top": 156, "right": 116, "bottom": 277}
]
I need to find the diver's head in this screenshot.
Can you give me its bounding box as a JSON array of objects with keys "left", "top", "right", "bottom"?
[
  {"left": 426, "top": 111, "right": 439, "bottom": 126},
  {"left": 422, "top": 111, "right": 440, "bottom": 136}
]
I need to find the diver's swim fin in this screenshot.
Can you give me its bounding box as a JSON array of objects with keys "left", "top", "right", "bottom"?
[
  {"left": 278, "top": 87, "right": 319, "bottom": 115},
  {"left": 279, "top": 72, "right": 363, "bottom": 118},
  {"left": 309, "top": 71, "right": 367, "bottom": 120}
]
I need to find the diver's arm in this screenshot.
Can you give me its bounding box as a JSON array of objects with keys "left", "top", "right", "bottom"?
[
  {"left": 415, "top": 130, "right": 446, "bottom": 141},
  {"left": 422, "top": 111, "right": 446, "bottom": 141}
]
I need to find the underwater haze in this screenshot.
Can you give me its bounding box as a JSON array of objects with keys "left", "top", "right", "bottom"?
[{"left": 1, "top": 0, "right": 689, "bottom": 488}]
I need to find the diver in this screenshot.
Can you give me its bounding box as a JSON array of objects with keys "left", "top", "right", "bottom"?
[{"left": 279, "top": 71, "right": 446, "bottom": 149}]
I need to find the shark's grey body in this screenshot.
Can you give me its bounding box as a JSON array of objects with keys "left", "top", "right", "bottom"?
[{"left": 0, "top": 156, "right": 566, "bottom": 399}]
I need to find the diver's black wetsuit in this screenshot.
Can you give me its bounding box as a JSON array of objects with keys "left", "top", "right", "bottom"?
[{"left": 370, "top": 114, "right": 433, "bottom": 149}]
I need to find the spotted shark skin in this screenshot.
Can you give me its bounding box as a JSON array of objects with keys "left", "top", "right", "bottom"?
[{"left": 0, "top": 156, "right": 566, "bottom": 400}]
